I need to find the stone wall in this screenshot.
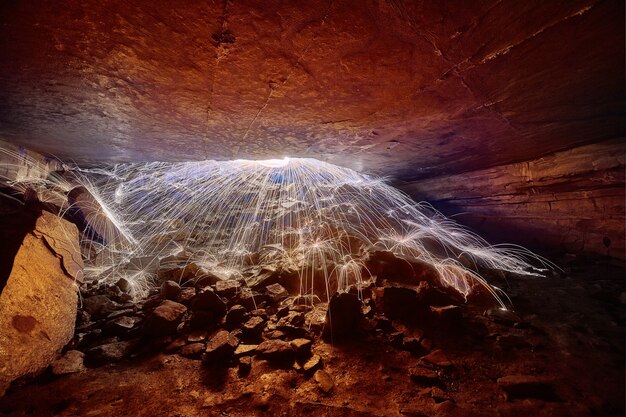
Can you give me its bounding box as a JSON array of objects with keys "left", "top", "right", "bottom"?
[{"left": 400, "top": 139, "right": 625, "bottom": 259}]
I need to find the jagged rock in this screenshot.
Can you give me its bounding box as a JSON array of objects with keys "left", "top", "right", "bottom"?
[
  {"left": 203, "top": 330, "right": 239, "bottom": 362},
  {"left": 242, "top": 316, "right": 265, "bottom": 338},
  {"left": 485, "top": 308, "right": 521, "bottom": 326},
  {"left": 250, "top": 308, "right": 268, "bottom": 319},
  {"left": 265, "top": 283, "right": 288, "bottom": 302},
  {"left": 87, "top": 340, "right": 133, "bottom": 365},
  {"left": 225, "top": 305, "right": 248, "bottom": 327},
  {"left": 256, "top": 340, "right": 295, "bottom": 363},
  {"left": 497, "top": 375, "right": 558, "bottom": 401},
  {"left": 430, "top": 305, "right": 462, "bottom": 327},
  {"left": 302, "top": 354, "right": 322, "bottom": 372},
  {"left": 234, "top": 287, "right": 270, "bottom": 311},
  {"left": 215, "top": 280, "right": 241, "bottom": 297},
  {"left": 176, "top": 287, "right": 196, "bottom": 306},
  {"left": 191, "top": 288, "right": 227, "bottom": 316},
  {"left": 314, "top": 370, "right": 334, "bottom": 394},
  {"left": 409, "top": 366, "right": 441, "bottom": 385},
  {"left": 323, "top": 292, "right": 362, "bottom": 340},
  {"left": 290, "top": 338, "right": 312, "bottom": 356},
  {"left": 277, "top": 311, "right": 305, "bottom": 329},
  {"left": 83, "top": 295, "right": 118, "bottom": 318},
  {"left": 180, "top": 343, "right": 205, "bottom": 358},
  {"left": 234, "top": 344, "right": 258, "bottom": 357},
  {"left": 143, "top": 300, "right": 187, "bottom": 337},
  {"left": 0, "top": 212, "right": 82, "bottom": 395},
  {"left": 157, "top": 262, "right": 205, "bottom": 284},
  {"left": 107, "top": 316, "right": 138, "bottom": 335},
  {"left": 50, "top": 350, "right": 85, "bottom": 375},
  {"left": 420, "top": 349, "right": 453, "bottom": 368},
  {"left": 114, "top": 278, "right": 131, "bottom": 293},
  {"left": 161, "top": 280, "right": 181, "bottom": 300}
]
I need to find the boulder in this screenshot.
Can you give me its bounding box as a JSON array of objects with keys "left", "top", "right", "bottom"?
[
  {"left": 0, "top": 212, "right": 82, "bottom": 396},
  {"left": 265, "top": 283, "right": 289, "bottom": 302},
  {"left": 86, "top": 340, "right": 134, "bottom": 365},
  {"left": 142, "top": 300, "right": 187, "bottom": 337},
  {"left": 215, "top": 280, "right": 241, "bottom": 297},
  {"left": 314, "top": 370, "right": 335, "bottom": 394},
  {"left": 256, "top": 339, "right": 295, "bottom": 364},
  {"left": 225, "top": 305, "right": 248, "bottom": 327}
]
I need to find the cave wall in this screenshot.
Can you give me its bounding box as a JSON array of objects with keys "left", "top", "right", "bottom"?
[{"left": 400, "top": 138, "right": 625, "bottom": 259}]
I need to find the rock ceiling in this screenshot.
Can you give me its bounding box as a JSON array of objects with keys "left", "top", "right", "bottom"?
[{"left": 0, "top": 0, "right": 623, "bottom": 180}]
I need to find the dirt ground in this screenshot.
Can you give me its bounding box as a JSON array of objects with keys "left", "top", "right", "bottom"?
[{"left": 0, "top": 256, "right": 623, "bottom": 417}]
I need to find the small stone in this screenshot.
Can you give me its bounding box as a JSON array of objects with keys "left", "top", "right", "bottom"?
[
  {"left": 238, "top": 356, "right": 252, "bottom": 375},
  {"left": 430, "top": 305, "right": 462, "bottom": 326},
  {"left": 107, "top": 315, "right": 138, "bottom": 335},
  {"left": 250, "top": 308, "right": 268, "bottom": 319},
  {"left": 114, "top": 278, "right": 131, "bottom": 293},
  {"left": 180, "top": 343, "right": 205, "bottom": 358},
  {"left": 409, "top": 366, "right": 440, "bottom": 385},
  {"left": 215, "top": 280, "right": 241, "bottom": 297},
  {"left": 402, "top": 337, "right": 423, "bottom": 351},
  {"left": 290, "top": 338, "right": 312, "bottom": 356},
  {"left": 265, "top": 283, "right": 289, "bottom": 302},
  {"left": 192, "top": 288, "right": 227, "bottom": 316},
  {"left": 485, "top": 308, "right": 521, "bottom": 326},
  {"left": 242, "top": 316, "right": 265, "bottom": 337},
  {"left": 264, "top": 330, "right": 287, "bottom": 339},
  {"left": 83, "top": 295, "right": 118, "bottom": 318},
  {"left": 87, "top": 341, "right": 133, "bottom": 365},
  {"left": 256, "top": 339, "right": 295, "bottom": 363},
  {"left": 420, "top": 349, "right": 453, "bottom": 368},
  {"left": 234, "top": 344, "right": 258, "bottom": 357},
  {"left": 164, "top": 338, "right": 187, "bottom": 354},
  {"left": 497, "top": 375, "right": 558, "bottom": 401},
  {"left": 143, "top": 300, "right": 187, "bottom": 337},
  {"left": 314, "top": 370, "right": 334, "bottom": 394},
  {"left": 225, "top": 305, "right": 248, "bottom": 327},
  {"left": 203, "top": 330, "right": 239, "bottom": 362},
  {"left": 187, "top": 331, "right": 208, "bottom": 343},
  {"left": 277, "top": 311, "right": 305, "bottom": 329},
  {"left": 51, "top": 350, "right": 85, "bottom": 375},
  {"left": 176, "top": 287, "right": 196, "bottom": 306},
  {"left": 161, "top": 280, "right": 182, "bottom": 300},
  {"left": 302, "top": 354, "right": 322, "bottom": 372}
]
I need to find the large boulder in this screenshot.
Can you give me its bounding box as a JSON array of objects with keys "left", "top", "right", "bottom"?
[{"left": 0, "top": 211, "right": 82, "bottom": 395}]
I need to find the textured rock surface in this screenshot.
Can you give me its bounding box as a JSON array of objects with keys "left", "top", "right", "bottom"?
[
  {"left": 401, "top": 139, "right": 625, "bottom": 258},
  {"left": 0, "top": 1, "right": 622, "bottom": 181},
  {"left": 0, "top": 211, "right": 82, "bottom": 395}
]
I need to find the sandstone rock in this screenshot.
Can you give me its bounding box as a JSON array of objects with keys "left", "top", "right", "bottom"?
[
  {"left": 234, "top": 287, "right": 269, "bottom": 311},
  {"left": 225, "top": 305, "right": 248, "bottom": 327},
  {"left": 50, "top": 350, "right": 85, "bottom": 375},
  {"left": 314, "top": 370, "right": 334, "bottom": 394},
  {"left": 256, "top": 340, "right": 295, "bottom": 364},
  {"left": 87, "top": 340, "right": 133, "bottom": 365},
  {"left": 203, "top": 330, "right": 239, "bottom": 362},
  {"left": 234, "top": 344, "right": 258, "bottom": 357},
  {"left": 497, "top": 375, "right": 558, "bottom": 401},
  {"left": 302, "top": 354, "right": 322, "bottom": 373},
  {"left": 215, "top": 280, "right": 241, "bottom": 297},
  {"left": 107, "top": 315, "right": 138, "bottom": 335},
  {"left": 277, "top": 311, "right": 305, "bottom": 329},
  {"left": 114, "top": 278, "right": 131, "bottom": 293},
  {"left": 242, "top": 316, "right": 265, "bottom": 338},
  {"left": 143, "top": 300, "right": 187, "bottom": 337},
  {"left": 160, "top": 280, "right": 181, "bottom": 300},
  {"left": 157, "top": 262, "right": 204, "bottom": 284},
  {"left": 0, "top": 212, "right": 82, "bottom": 395},
  {"left": 409, "top": 366, "right": 440, "bottom": 386},
  {"left": 176, "top": 287, "right": 196, "bottom": 306},
  {"left": 420, "top": 349, "right": 453, "bottom": 369},
  {"left": 192, "top": 288, "right": 227, "bottom": 316},
  {"left": 265, "top": 283, "right": 289, "bottom": 302},
  {"left": 323, "top": 292, "right": 362, "bottom": 340},
  {"left": 180, "top": 343, "right": 205, "bottom": 358},
  {"left": 83, "top": 295, "right": 118, "bottom": 318},
  {"left": 290, "top": 338, "right": 312, "bottom": 356},
  {"left": 187, "top": 331, "right": 208, "bottom": 343}
]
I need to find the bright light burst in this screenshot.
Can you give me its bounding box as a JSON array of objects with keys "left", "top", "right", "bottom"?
[{"left": 1, "top": 152, "right": 553, "bottom": 305}]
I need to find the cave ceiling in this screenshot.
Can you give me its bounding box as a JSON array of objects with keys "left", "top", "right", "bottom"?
[{"left": 0, "top": 0, "right": 623, "bottom": 180}]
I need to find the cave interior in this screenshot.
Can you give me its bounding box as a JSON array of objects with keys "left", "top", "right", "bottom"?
[{"left": 0, "top": 1, "right": 624, "bottom": 416}]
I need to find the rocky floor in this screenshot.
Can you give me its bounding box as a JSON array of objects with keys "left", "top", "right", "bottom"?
[{"left": 0, "top": 255, "right": 624, "bottom": 417}]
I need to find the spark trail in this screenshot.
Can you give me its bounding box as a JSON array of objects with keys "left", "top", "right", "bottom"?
[{"left": 1, "top": 152, "right": 553, "bottom": 304}]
